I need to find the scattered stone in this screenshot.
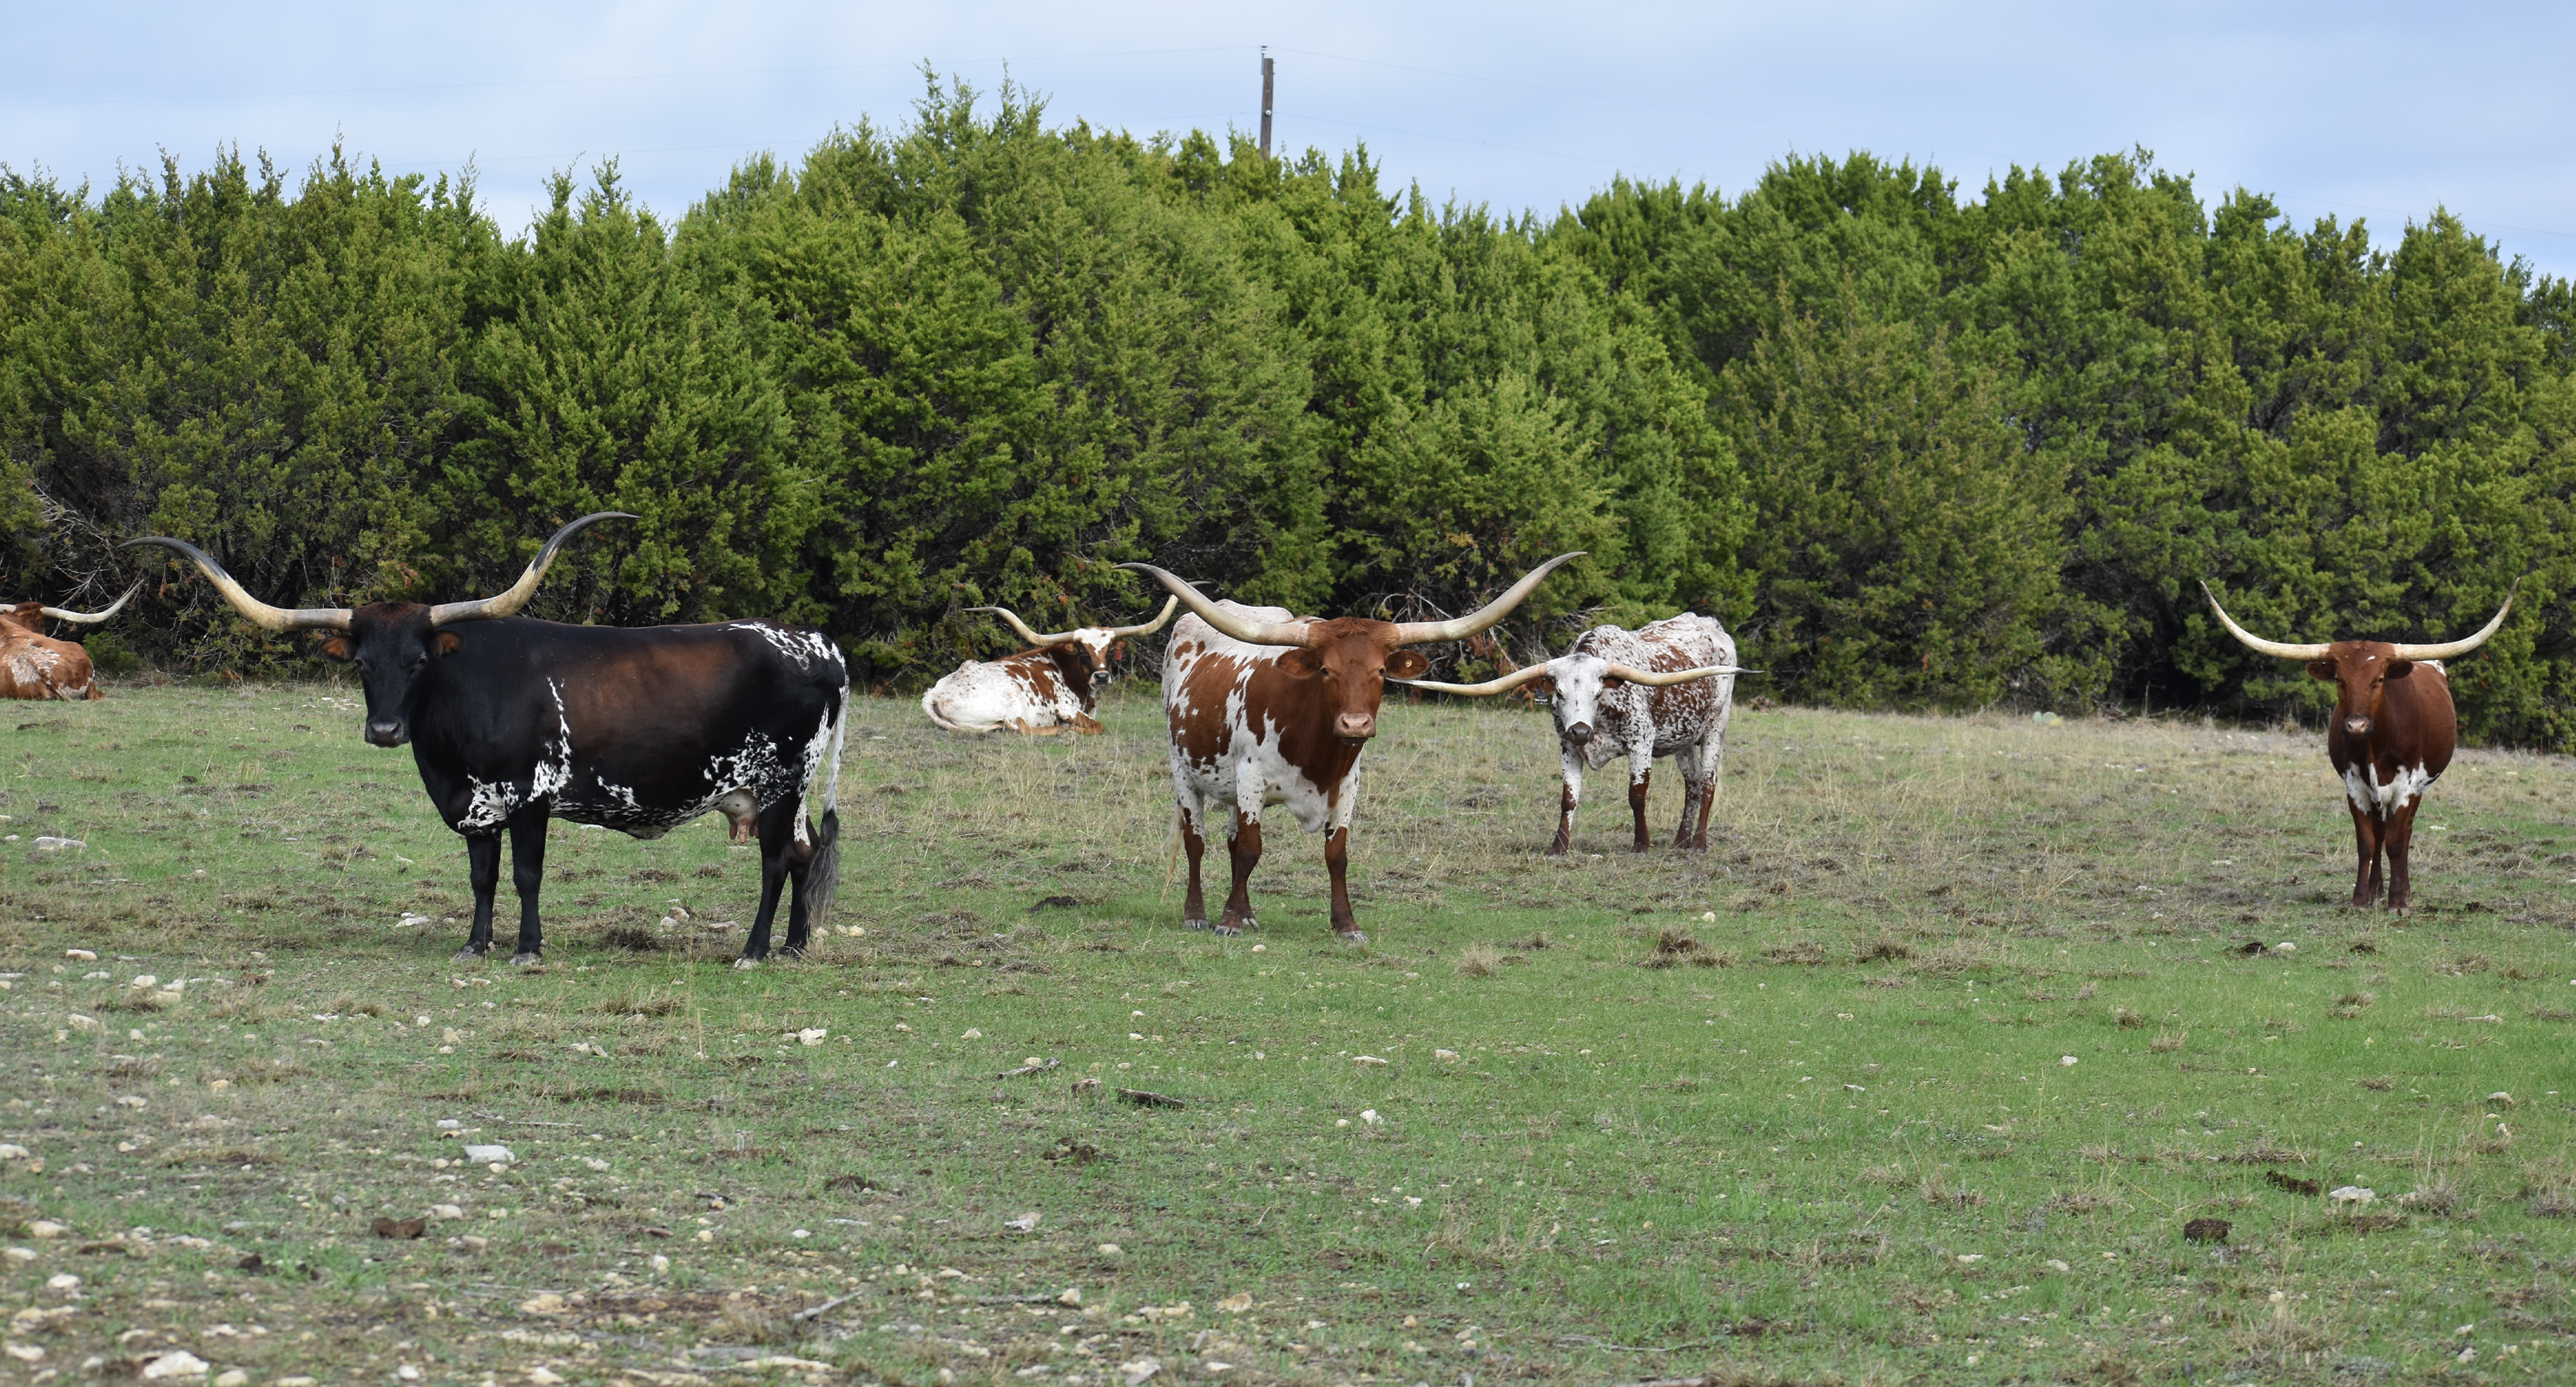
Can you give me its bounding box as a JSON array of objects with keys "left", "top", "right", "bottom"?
[
  {"left": 1218, "top": 1292, "right": 1253, "bottom": 1313},
  {"left": 3, "top": 1248, "right": 32, "bottom": 1262},
  {"left": 214, "top": 1372, "right": 247, "bottom": 1387},
  {"left": 28, "top": 1221, "right": 66, "bottom": 1240},
  {"left": 1434, "top": 1049, "right": 1460, "bottom": 1061},
  {"left": 1118, "top": 1357, "right": 1160, "bottom": 1385},
  {"left": 463, "top": 1144, "right": 513, "bottom": 1165},
  {"left": 1360, "top": 1110, "right": 1383, "bottom": 1127},
  {"left": 64, "top": 949, "right": 96, "bottom": 962},
  {"left": 1005, "top": 1213, "right": 1041, "bottom": 1232},
  {"left": 3, "top": 1343, "right": 40, "bottom": 1363},
  {"left": 1353, "top": 1055, "right": 1389, "bottom": 1067},
  {"left": 32, "top": 837, "right": 85, "bottom": 851},
  {"left": 0, "top": 1144, "right": 27, "bottom": 1160},
  {"left": 141, "top": 1351, "right": 210, "bottom": 1379},
  {"left": 518, "top": 1292, "right": 568, "bottom": 1316},
  {"left": 45, "top": 1273, "right": 78, "bottom": 1291},
  {"left": 2328, "top": 1186, "right": 2377, "bottom": 1207},
  {"left": 998, "top": 1058, "right": 1060, "bottom": 1079},
  {"left": 528, "top": 1369, "right": 567, "bottom": 1385},
  {"left": 430, "top": 1204, "right": 463, "bottom": 1219},
  {"left": 961, "top": 1029, "right": 983, "bottom": 1039},
  {"left": 2487, "top": 1092, "right": 2514, "bottom": 1107},
  {"left": 2059, "top": 1056, "right": 2079, "bottom": 1066}
]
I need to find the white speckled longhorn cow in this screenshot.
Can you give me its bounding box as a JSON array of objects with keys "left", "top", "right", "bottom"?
[
  {"left": 920, "top": 599, "right": 1178, "bottom": 734},
  {"left": 129, "top": 516, "right": 849, "bottom": 966},
  {"left": 1121, "top": 555, "right": 1583, "bottom": 943},
  {"left": 0, "top": 584, "right": 140, "bottom": 700},
  {"left": 2203, "top": 580, "right": 2516, "bottom": 911},
  {"left": 1400, "top": 615, "right": 1752, "bottom": 854}
]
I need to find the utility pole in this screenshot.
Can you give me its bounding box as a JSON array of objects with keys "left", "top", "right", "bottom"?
[{"left": 1259, "top": 48, "right": 1274, "bottom": 160}]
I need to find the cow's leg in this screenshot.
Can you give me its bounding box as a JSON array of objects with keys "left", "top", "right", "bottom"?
[
  {"left": 2383, "top": 798, "right": 2423, "bottom": 912},
  {"left": 1179, "top": 804, "right": 1212, "bottom": 931},
  {"left": 1626, "top": 744, "right": 1653, "bottom": 852},
  {"left": 1673, "top": 735, "right": 1717, "bottom": 851},
  {"left": 1218, "top": 814, "right": 1263, "bottom": 936},
  {"left": 1325, "top": 826, "right": 1365, "bottom": 944},
  {"left": 458, "top": 831, "right": 503, "bottom": 961},
  {"left": 506, "top": 811, "right": 549, "bottom": 965},
  {"left": 1547, "top": 754, "right": 1583, "bottom": 856},
  {"left": 2346, "top": 802, "right": 2384, "bottom": 908},
  {"left": 738, "top": 800, "right": 799, "bottom": 966},
  {"left": 1688, "top": 730, "right": 1723, "bottom": 851}
]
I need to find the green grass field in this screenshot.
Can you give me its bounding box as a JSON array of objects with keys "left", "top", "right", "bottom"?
[{"left": 2, "top": 681, "right": 2572, "bottom": 1386}]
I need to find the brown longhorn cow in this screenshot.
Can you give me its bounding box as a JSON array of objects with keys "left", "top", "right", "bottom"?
[
  {"left": 1121, "top": 555, "right": 1582, "bottom": 944},
  {"left": 2203, "top": 581, "right": 2517, "bottom": 910},
  {"left": 0, "top": 584, "right": 141, "bottom": 700}
]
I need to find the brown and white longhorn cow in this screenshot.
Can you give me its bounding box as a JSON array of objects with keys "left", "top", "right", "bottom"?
[
  {"left": 2203, "top": 581, "right": 2517, "bottom": 910},
  {"left": 1122, "top": 555, "right": 1582, "bottom": 943},
  {"left": 1397, "top": 615, "right": 1754, "bottom": 854},
  {"left": 0, "top": 584, "right": 140, "bottom": 700},
  {"left": 920, "top": 599, "right": 1178, "bottom": 734}
]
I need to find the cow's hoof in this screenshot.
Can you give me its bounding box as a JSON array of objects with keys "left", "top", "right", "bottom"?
[
  {"left": 450, "top": 946, "right": 487, "bottom": 963},
  {"left": 1182, "top": 918, "right": 1212, "bottom": 932},
  {"left": 509, "top": 952, "right": 542, "bottom": 967},
  {"left": 1334, "top": 929, "right": 1368, "bottom": 946},
  {"left": 732, "top": 955, "right": 765, "bottom": 970},
  {"left": 1214, "top": 919, "right": 1252, "bottom": 937}
]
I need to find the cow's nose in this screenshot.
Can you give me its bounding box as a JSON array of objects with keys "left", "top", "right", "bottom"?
[
  {"left": 365, "top": 717, "right": 409, "bottom": 747},
  {"left": 1333, "top": 712, "right": 1377, "bottom": 741},
  {"left": 1564, "top": 722, "right": 1593, "bottom": 745},
  {"left": 2343, "top": 716, "right": 2372, "bottom": 737}
]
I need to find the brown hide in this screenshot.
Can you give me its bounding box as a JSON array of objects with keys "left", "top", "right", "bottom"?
[
  {"left": 2309, "top": 642, "right": 2457, "bottom": 910},
  {"left": 0, "top": 606, "right": 103, "bottom": 700}
]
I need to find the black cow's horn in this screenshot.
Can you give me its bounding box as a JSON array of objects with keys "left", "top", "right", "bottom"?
[
  {"left": 123, "top": 539, "right": 352, "bottom": 633},
  {"left": 1118, "top": 563, "right": 1313, "bottom": 646},
  {"left": 428, "top": 512, "right": 634, "bottom": 626},
  {"left": 39, "top": 581, "right": 143, "bottom": 625},
  {"left": 2389, "top": 579, "right": 2521, "bottom": 660},
  {"left": 1391, "top": 554, "right": 1586, "bottom": 646}
]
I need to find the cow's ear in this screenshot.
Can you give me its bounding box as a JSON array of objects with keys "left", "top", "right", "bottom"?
[
  {"left": 315, "top": 635, "right": 353, "bottom": 663},
  {"left": 1383, "top": 650, "right": 1431, "bottom": 680},
  {"left": 1276, "top": 648, "right": 1323, "bottom": 678},
  {"left": 434, "top": 631, "right": 465, "bottom": 656},
  {"left": 2386, "top": 660, "right": 2415, "bottom": 679},
  {"left": 2306, "top": 660, "right": 2336, "bottom": 682}
]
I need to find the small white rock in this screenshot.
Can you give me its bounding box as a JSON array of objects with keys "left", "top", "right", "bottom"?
[
  {"left": 2487, "top": 1091, "right": 2514, "bottom": 1107},
  {"left": 1097, "top": 1243, "right": 1122, "bottom": 1254},
  {"left": 0, "top": 1144, "right": 28, "bottom": 1160},
  {"left": 798, "top": 1028, "right": 828, "bottom": 1046},
  {"left": 141, "top": 1350, "right": 210, "bottom": 1379},
  {"left": 214, "top": 1372, "right": 248, "bottom": 1387},
  {"left": 64, "top": 949, "right": 96, "bottom": 962},
  {"left": 430, "top": 1204, "right": 464, "bottom": 1219},
  {"left": 45, "top": 1272, "right": 79, "bottom": 1291},
  {"left": 1354, "top": 1055, "right": 1389, "bottom": 1067},
  {"left": 462, "top": 1144, "right": 513, "bottom": 1165},
  {"left": 2274, "top": 941, "right": 2296, "bottom": 952},
  {"left": 2060, "top": 1055, "right": 2079, "bottom": 1066},
  {"left": 2327, "top": 1186, "right": 2376, "bottom": 1206},
  {"left": 1360, "top": 1110, "right": 1383, "bottom": 1127},
  {"left": 1005, "top": 1213, "right": 1041, "bottom": 1232},
  {"left": 29, "top": 1221, "right": 67, "bottom": 1239},
  {"left": 961, "top": 1028, "right": 982, "bottom": 1039},
  {"left": 1434, "top": 1049, "right": 1460, "bottom": 1061}
]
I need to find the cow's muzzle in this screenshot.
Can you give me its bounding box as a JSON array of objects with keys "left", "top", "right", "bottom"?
[
  {"left": 1333, "top": 712, "right": 1377, "bottom": 743},
  {"left": 2342, "top": 715, "right": 2373, "bottom": 737},
  {"left": 1562, "top": 721, "right": 1593, "bottom": 746},
  {"left": 365, "top": 717, "right": 410, "bottom": 747}
]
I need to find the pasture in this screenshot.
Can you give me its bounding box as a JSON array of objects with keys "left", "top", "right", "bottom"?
[{"left": 2, "top": 682, "right": 2572, "bottom": 1385}]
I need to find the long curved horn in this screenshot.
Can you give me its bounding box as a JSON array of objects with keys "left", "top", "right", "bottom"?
[
  {"left": 2391, "top": 579, "right": 2521, "bottom": 660},
  {"left": 1116, "top": 563, "right": 1312, "bottom": 646},
  {"left": 123, "top": 539, "right": 351, "bottom": 633},
  {"left": 1108, "top": 596, "right": 1179, "bottom": 638},
  {"left": 427, "top": 512, "right": 634, "bottom": 626},
  {"left": 1604, "top": 662, "right": 1762, "bottom": 686},
  {"left": 2200, "top": 582, "right": 2328, "bottom": 660},
  {"left": 39, "top": 581, "right": 143, "bottom": 625},
  {"left": 1391, "top": 663, "right": 1560, "bottom": 697},
  {"left": 1391, "top": 552, "right": 1586, "bottom": 646},
  {"left": 967, "top": 606, "right": 1081, "bottom": 647}
]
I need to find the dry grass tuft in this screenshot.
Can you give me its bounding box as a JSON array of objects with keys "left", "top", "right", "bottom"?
[
  {"left": 1917, "top": 1168, "right": 1984, "bottom": 1208},
  {"left": 592, "top": 989, "right": 686, "bottom": 1017},
  {"left": 2112, "top": 1006, "right": 2145, "bottom": 1029},
  {"left": 1454, "top": 942, "right": 1502, "bottom": 979},
  {"left": 1853, "top": 935, "right": 1911, "bottom": 962},
  {"left": 1760, "top": 939, "right": 1831, "bottom": 966},
  {"left": 2148, "top": 1030, "right": 2186, "bottom": 1053}
]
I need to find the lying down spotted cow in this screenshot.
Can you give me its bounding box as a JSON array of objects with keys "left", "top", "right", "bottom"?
[
  {"left": 920, "top": 599, "right": 1178, "bottom": 734},
  {"left": 128, "top": 514, "right": 849, "bottom": 967}
]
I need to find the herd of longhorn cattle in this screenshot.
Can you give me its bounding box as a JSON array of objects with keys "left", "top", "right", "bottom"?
[{"left": 7, "top": 521, "right": 2531, "bottom": 955}]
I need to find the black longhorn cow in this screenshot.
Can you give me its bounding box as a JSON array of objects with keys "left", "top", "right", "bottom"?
[{"left": 129, "top": 516, "right": 849, "bottom": 966}]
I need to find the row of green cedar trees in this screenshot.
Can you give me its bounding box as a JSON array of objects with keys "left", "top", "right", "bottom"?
[{"left": 5, "top": 82, "right": 2574, "bottom": 742}]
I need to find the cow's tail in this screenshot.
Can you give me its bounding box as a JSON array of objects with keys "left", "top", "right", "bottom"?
[{"left": 803, "top": 692, "right": 850, "bottom": 933}]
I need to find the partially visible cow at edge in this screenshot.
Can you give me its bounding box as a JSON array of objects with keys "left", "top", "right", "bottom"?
[
  {"left": 0, "top": 584, "right": 140, "bottom": 700},
  {"left": 920, "top": 599, "right": 1178, "bottom": 734},
  {"left": 1121, "top": 555, "right": 1582, "bottom": 943},
  {"left": 129, "top": 516, "right": 848, "bottom": 966},
  {"left": 1397, "top": 615, "right": 1753, "bottom": 854},
  {"left": 2203, "top": 580, "right": 2517, "bottom": 911}
]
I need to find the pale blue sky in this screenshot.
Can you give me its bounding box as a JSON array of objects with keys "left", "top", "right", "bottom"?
[{"left": 10, "top": 1, "right": 2574, "bottom": 279}]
